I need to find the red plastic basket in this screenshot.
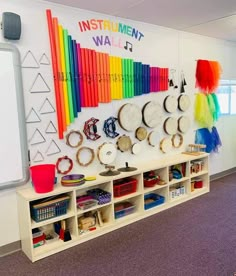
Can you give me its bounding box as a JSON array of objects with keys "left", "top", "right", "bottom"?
[{"left": 113, "top": 178, "right": 137, "bottom": 197}]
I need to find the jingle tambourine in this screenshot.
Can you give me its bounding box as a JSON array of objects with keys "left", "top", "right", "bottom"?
[
  {"left": 142, "top": 101, "right": 162, "bottom": 128},
  {"left": 178, "top": 116, "right": 190, "bottom": 133},
  {"left": 118, "top": 103, "right": 142, "bottom": 131},
  {"left": 163, "top": 95, "right": 178, "bottom": 113},
  {"left": 65, "top": 130, "right": 83, "bottom": 148},
  {"left": 163, "top": 117, "right": 178, "bottom": 135},
  {"left": 160, "top": 137, "right": 172, "bottom": 153},
  {"left": 178, "top": 94, "right": 191, "bottom": 112},
  {"left": 117, "top": 135, "right": 132, "bottom": 152},
  {"left": 171, "top": 133, "right": 184, "bottom": 148},
  {"left": 135, "top": 127, "right": 147, "bottom": 141},
  {"left": 76, "top": 147, "right": 95, "bottom": 167},
  {"left": 147, "top": 131, "right": 160, "bottom": 147},
  {"left": 97, "top": 142, "right": 117, "bottom": 165}
]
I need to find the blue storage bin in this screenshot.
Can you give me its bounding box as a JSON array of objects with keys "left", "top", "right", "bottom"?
[{"left": 144, "top": 193, "right": 165, "bottom": 210}]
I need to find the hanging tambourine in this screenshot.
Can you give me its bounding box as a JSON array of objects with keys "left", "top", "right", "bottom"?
[
  {"left": 178, "top": 94, "right": 190, "bottom": 112},
  {"left": 131, "top": 143, "right": 141, "bottom": 155},
  {"left": 147, "top": 131, "right": 160, "bottom": 147},
  {"left": 142, "top": 101, "right": 163, "bottom": 128},
  {"left": 76, "top": 147, "right": 95, "bottom": 167},
  {"left": 160, "top": 137, "right": 172, "bottom": 153},
  {"left": 118, "top": 103, "right": 142, "bottom": 131},
  {"left": 97, "top": 142, "right": 117, "bottom": 165},
  {"left": 135, "top": 127, "right": 147, "bottom": 141},
  {"left": 103, "top": 117, "right": 119, "bottom": 138},
  {"left": 117, "top": 135, "right": 132, "bottom": 152},
  {"left": 163, "top": 117, "right": 178, "bottom": 135},
  {"left": 178, "top": 116, "right": 191, "bottom": 133},
  {"left": 171, "top": 133, "right": 184, "bottom": 148},
  {"left": 65, "top": 130, "right": 83, "bottom": 148},
  {"left": 83, "top": 117, "right": 101, "bottom": 141},
  {"left": 163, "top": 95, "right": 178, "bottom": 113}
]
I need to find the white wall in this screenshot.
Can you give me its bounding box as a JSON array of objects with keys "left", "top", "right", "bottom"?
[{"left": 0, "top": 0, "right": 236, "bottom": 246}]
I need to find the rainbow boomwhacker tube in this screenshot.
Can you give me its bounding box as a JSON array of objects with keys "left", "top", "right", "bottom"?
[{"left": 46, "top": 10, "right": 169, "bottom": 138}]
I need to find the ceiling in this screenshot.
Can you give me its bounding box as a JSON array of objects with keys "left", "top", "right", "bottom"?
[{"left": 44, "top": 0, "right": 236, "bottom": 42}]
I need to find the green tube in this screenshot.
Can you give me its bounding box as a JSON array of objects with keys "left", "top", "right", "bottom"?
[{"left": 63, "top": 29, "right": 74, "bottom": 122}]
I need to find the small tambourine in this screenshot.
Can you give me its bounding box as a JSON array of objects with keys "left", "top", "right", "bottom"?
[
  {"left": 83, "top": 117, "right": 101, "bottom": 141},
  {"left": 103, "top": 117, "right": 119, "bottom": 138},
  {"left": 76, "top": 147, "right": 95, "bottom": 167},
  {"left": 171, "top": 133, "right": 184, "bottom": 148},
  {"left": 160, "top": 137, "right": 172, "bottom": 153},
  {"left": 163, "top": 95, "right": 178, "bottom": 113},
  {"left": 118, "top": 103, "right": 142, "bottom": 131},
  {"left": 178, "top": 116, "right": 190, "bottom": 133},
  {"left": 97, "top": 142, "right": 117, "bottom": 165},
  {"left": 147, "top": 131, "right": 160, "bottom": 147},
  {"left": 56, "top": 156, "right": 73, "bottom": 174},
  {"left": 117, "top": 135, "right": 132, "bottom": 152},
  {"left": 178, "top": 94, "right": 190, "bottom": 112},
  {"left": 163, "top": 117, "right": 178, "bottom": 135},
  {"left": 131, "top": 143, "right": 141, "bottom": 155},
  {"left": 65, "top": 130, "right": 83, "bottom": 148},
  {"left": 142, "top": 101, "right": 162, "bottom": 128},
  {"left": 135, "top": 127, "right": 147, "bottom": 141}
]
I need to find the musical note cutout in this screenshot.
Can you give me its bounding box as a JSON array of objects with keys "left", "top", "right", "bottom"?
[
  {"left": 39, "top": 98, "right": 55, "bottom": 114},
  {"left": 32, "top": 150, "right": 44, "bottom": 162},
  {"left": 29, "top": 128, "right": 46, "bottom": 145},
  {"left": 26, "top": 108, "right": 41, "bottom": 123},
  {"left": 45, "top": 121, "right": 57, "bottom": 134},
  {"left": 39, "top": 53, "right": 50, "bottom": 65},
  {"left": 22, "top": 50, "right": 39, "bottom": 68},
  {"left": 46, "top": 139, "right": 61, "bottom": 156},
  {"left": 124, "top": 41, "right": 133, "bottom": 52},
  {"left": 30, "top": 73, "right": 51, "bottom": 93}
]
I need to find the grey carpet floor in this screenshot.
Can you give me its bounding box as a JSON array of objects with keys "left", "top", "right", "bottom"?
[{"left": 1, "top": 174, "right": 236, "bottom": 276}]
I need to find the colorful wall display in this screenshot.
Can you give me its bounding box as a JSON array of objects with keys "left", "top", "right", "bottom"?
[{"left": 46, "top": 9, "right": 169, "bottom": 139}]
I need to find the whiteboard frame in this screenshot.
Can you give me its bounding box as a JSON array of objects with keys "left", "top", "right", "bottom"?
[{"left": 0, "top": 43, "right": 29, "bottom": 190}]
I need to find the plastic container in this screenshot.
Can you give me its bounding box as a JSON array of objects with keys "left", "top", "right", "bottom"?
[
  {"left": 113, "top": 178, "right": 137, "bottom": 197},
  {"left": 144, "top": 193, "right": 165, "bottom": 210},
  {"left": 114, "top": 202, "right": 135, "bottom": 219},
  {"left": 30, "top": 164, "right": 56, "bottom": 193}
]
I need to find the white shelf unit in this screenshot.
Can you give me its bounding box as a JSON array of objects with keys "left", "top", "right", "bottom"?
[{"left": 17, "top": 153, "right": 209, "bottom": 262}]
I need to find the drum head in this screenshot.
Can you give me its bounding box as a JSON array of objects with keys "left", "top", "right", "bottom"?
[
  {"left": 178, "top": 116, "right": 190, "bottom": 133},
  {"left": 178, "top": 94, "right": 190, "bottom": 112},
  {"left": 118, "top": 103, "right": 142, "bottom": 131},
  {"left": 131, "top": 143, "right": 141, "bottom": 155},
  {"left": 142, "top": 101, "right": 163, "bottom": 128},
  {"left": 163, "top": 117, "right": 178, "bottom": 135},
  {"left": 117, "top": 135, "right": 132, "bottom": 152},
  {"left": 135, "top": 127, "right": 147, "bottom": 141},
  {"left": 148, "top": 131, "right": 160, "bottom": 147},
  {"left": 97, "top": 143, "right": 117, "bottom": 165},
  {"left": 160, "top": 137, "right": 172, "bottom": 153},
  {"left": 164, "top": 95, "right": 178, "bottom": 113}
]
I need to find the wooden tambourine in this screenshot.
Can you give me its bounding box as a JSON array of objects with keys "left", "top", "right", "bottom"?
[
  {"left": 147, "top": 131, "right": 160, "bottom": 147},
  {"left": 142, "top": 101, "right": 162, "bottom": 128},
  {"left": 178, "top": 116, "right": 190, "bottom": 133},
  {"left": 160, "top": 137, "right": 172, "bottom": 153},
  {"left": 117, "top": 135, "right": 132, "bottom": 152},
  {"left": 164, "top": 95, "right": 178, "bottom": 113},
  {"left": 97, "top": 142, "right": 117, "bottom": 165},
  {"left": 163, "top": 117, "right": 178, "bottom": 135},
  {"left": 178, "top": 94, "right": 190, "bottom": 112},
  {"left": 118, "top": 103, "right": 142, "bottom": 131},
  {"left": 131, "top": 143, "right": 141, "bottom": 155},
  {"left": 171, "top": 133, "right": 184, "bottom": 148},
  {"left": 135, "top": 127, "right": 147, "bottom": 141},
  {"left": 76, "top": 147, "right": 95, "bottom": 167}
]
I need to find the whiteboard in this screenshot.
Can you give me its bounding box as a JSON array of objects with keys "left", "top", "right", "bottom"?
[{"left": 0, "top": 43, "right": 29, "bottom": 190}]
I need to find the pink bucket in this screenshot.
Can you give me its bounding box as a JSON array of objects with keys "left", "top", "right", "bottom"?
[{"left": 30, "top": 164, "right": 55, "bottom": 193}]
